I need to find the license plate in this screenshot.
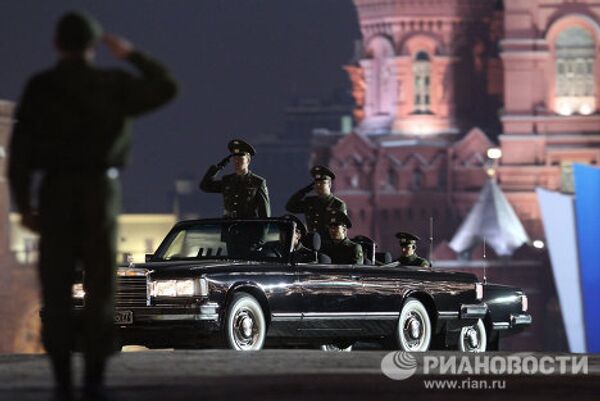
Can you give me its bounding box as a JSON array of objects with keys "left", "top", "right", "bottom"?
[{"left": 114, "top": 310, "right": 133, "bottom": 325}]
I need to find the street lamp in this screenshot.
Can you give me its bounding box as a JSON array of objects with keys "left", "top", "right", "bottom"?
[
  {"left": 486, "top": 147, "right": 502, "bottom": 180},
  {"left": 487, "top": 147, "right": 502, "bottom": 160}
]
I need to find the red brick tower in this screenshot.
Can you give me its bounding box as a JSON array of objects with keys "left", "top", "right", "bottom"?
[
  {"left": 322, "top": 0, "right": 504, "bottom": 253},
  {"left": 497, "top": 0, "right": 600, "bottom": 238}
]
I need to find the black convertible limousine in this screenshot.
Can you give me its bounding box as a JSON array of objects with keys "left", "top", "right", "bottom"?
[{"left": 72, "top": 218, "right": 531, "bottom": 352}]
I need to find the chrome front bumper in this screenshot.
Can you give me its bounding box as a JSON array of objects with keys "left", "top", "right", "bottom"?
[{"left": 115, "top": 302, "right": 220, "bottom": 323}]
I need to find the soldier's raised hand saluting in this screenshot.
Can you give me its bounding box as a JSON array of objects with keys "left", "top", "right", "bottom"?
[
  {"left": 216, "top": 155, "right": 232, "bottom": 169},
  {"left": 301, "top": 182, "right": 315, "bottom": 193}
]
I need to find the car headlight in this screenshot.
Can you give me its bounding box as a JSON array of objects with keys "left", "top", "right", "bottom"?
[
  {"left": 475, "top": 282, "right": 483, "bottom": 301},
  {"left": 72, "top": 283, "right": 85, "bottom": 299},
  {"left": 149, "top": 279, "right": 208, "bottom": 297},
  {"left": 521, "top": 294, "right": 528, "bottom": 312}
]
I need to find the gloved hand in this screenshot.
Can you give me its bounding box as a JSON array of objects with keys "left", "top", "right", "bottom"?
[
  {"left": 301, "top": 182, "right": 315, "bottom": 193},
  {"left": 216, "top": 155, "right": 232, "bottom": 169}
]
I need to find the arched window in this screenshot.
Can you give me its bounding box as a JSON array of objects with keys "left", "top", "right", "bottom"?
[
  {"left": 411, "top": 169, "right": 423, "bottom": 190},
  {"left": 387, "top": 168, "right": 398, "bottom": 190},
  {"left": 413, "top": 51, "right": 432, "bottom": 113},
  {"left": 555, "top": 27, "right": 595, "bottom": 115},
  {"left": 368, "top": 36, "right": 396, "bottom": 116}
]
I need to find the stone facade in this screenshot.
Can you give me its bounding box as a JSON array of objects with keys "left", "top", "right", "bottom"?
[
  {"left": 0, "top": 100, "right": 42, "bottom": 354},
  {"left": 320, "top": 0, "right": 600, "bottom": 257}
]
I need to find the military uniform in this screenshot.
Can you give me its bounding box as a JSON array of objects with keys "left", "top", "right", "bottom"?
[
  {"left": 199, "top": 139, "right": 270, "bottom": 219},
  {"left": 200, "top": 167, "right": 270, "bottom": 218},
  {"left": 394, "top": 232, "right": 431, "bottom": 268},
  {"left": 285, "top": 165, "right": 346, "bottom": 239},
  {"left": 323, "top": 237, "right": 364, "bottom": 265},
  {"left": 321, "top": 212, "right": 364, "bottom": 265},
  {"left": 292, "top": 243, "right": 316, "bottom": 263},
  {"left": 8, "top": 12, "right": 177, "bottom": 398},
  {"left": 396, "top": 254, "right": 431, "bottom": 268}
]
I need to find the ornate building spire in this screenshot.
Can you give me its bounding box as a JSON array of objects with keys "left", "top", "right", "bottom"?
[{"left": 349, "top": 0, "right": 501, "bottom": 137}]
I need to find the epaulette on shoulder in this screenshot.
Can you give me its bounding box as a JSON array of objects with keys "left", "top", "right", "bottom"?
[{"left": 249, "top": 172, "right": 266, "bottom": 184}]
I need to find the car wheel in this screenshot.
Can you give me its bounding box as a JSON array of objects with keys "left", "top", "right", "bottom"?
[
  {"left": 458, "top": 319, "right": 487, "bottom": 352},
  {"left": 225, "top": 292, "right": 266, "bottom": 351},
  {"left": 395, "top": 298, "right": 432, "bottom": 352},
  {"left": 320, "top": 343, "right": 353, "bottom": 352}
]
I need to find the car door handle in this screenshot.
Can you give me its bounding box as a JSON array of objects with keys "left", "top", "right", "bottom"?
[{"left": 351, "top": 275, "right": 360, "bottom": 280}]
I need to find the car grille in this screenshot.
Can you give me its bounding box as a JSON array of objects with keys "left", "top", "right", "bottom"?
[{"left": 116, "top": 275, "right": 148, "bottom": 306}]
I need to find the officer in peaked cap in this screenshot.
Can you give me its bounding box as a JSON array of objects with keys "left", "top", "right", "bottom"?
[
  {"left": 8, "top": 11, "right": 177, "bottom": 401},
  {"left": 395, "top": 232, "right": 431, "bottom": 268},
  {"left": 200, "top": 139, "right": 270, "bottom": 218},
  {"left": 322, "top": 212, "right": 363, "bottom": 265},
  {"left": 281, "top": 214, "right": 315, "bottom": 262},
  {"left": 285, "top": 165, "right": 347, "bottom": 240}
]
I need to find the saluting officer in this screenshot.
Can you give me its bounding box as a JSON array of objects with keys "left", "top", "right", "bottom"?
[
  {"left": 8, "top": 12, "right": 177, "bottom": 401},
  {"left": 200, "top": 139, "right": 270, "bottom": 218},
  {"left": 395, "top": 232, "right": 431, "bottom": 268},
  {"left": 285, "top": 165, "right": 346, "bottom": 240},
  {"left": 322, "top": 212, "right": 364, "bottom": 265}
]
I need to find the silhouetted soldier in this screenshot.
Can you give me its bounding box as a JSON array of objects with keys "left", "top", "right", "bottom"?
[
  {"left": 8, "top": 12, "right": 177, "bottom": 401},
  {"left": 395, "top": 232, "right": 431, "bottom": 268},
  {"left": 200, "top": 139, "right": 270, "bottom": 218},
  {"left": 285, "top": 165, "right": 346, "bottom": 241}
]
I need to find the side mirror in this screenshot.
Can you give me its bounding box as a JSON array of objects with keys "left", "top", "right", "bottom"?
[{"left": 145, "top": 254, "right": 154, "bottom": 263}]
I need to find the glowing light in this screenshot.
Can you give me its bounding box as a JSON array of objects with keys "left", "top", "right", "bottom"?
[
  {"left": 487, "top": 148, "right": 502, "bottom": 160},
  {"left": 558, "top": 103, "right": 573, "bottom": 116},
  {"left": 579, "top": 103, "right": 593, "bottom": 115},
  {"left": 533, "top": 240, "right": 545, "bottom": 249},
  {"left": 415, "top": 125, "right": 433, "bottom": 135}
]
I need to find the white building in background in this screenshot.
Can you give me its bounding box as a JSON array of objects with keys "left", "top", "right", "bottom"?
[{"left": 9, "top": 213, "right": 176, "bottom": 264}]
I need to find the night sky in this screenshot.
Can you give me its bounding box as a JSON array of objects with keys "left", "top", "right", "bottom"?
[{"left": 1, "top": 0, "right": 361, "bottom": 214}]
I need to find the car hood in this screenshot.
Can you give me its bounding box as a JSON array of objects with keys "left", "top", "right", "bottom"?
[{"left": 123, "top": 259, "right": 270, "bottom": 277}]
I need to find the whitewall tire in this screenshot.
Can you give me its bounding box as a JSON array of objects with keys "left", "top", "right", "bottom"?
[
  {"left": 395, "top": 298, "right": 432, "bottom": 352},
  {"left": 224, "top": 293, "right": 266, "bottom": 351}
]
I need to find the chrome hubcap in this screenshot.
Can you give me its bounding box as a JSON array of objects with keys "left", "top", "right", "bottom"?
[
  {"left": 241, "top": 316, "right": 254, "bottom": 338},
  {"left": 466, "top": 328, "right": 479, "bottom": 349},
  {"left": 232, "top": 309, "right": 258, "bottom": 348},
  {"left": 403, "top": 312, "right": 425, "bottom": 349},
  {"left": 407, "top": 317, "right": 421, "bottom": 340}
]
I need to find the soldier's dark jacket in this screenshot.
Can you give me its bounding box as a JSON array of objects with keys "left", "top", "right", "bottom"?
[
  {"left": 8, "top": 51, "right": 178, "bottom": 213},
  {"left": 200, "top": 165, "right": 270, "bottom": 219},
  {"left": 292, "top": 243, "right": 315, "bottom": 263},
  {"left": 285, "top": 188, "right": 347, "bottom": 237},
  {"left": 323, "top": 238, "right": 364, "bottom": 265},
  {"left": 396, "top": 254, "right": 431, "bottom": 268}
]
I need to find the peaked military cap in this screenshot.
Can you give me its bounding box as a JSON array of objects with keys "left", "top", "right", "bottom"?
[
  {"left": 281, "top": 214, "right": 307, "bottom": 236},
  {"left": 228, "top": 139, "right": 256, "bottom": 156},
  {"left": 56, "top": 12, "right": 103, "bottom": 53},
  {"left": 310, "top": 165, "right": 335, "bottom": 181},
  {"left": 328, "top": 211, "right": 352, "bottom": 228},
  {"left": 395, "top": 232, "right": 421, "bottom": 244}
]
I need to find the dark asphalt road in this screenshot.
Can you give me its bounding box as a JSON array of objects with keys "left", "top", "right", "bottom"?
[{"left": 0, "top": 351, "right": 598, "bottom": 401}]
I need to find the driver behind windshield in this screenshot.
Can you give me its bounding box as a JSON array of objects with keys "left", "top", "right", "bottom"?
[
  {"left": 322, "top": 212, "right": 363, "bottom": 265},
  {"left": 282, "top": 214, "right": 315, "bottom": 263}
]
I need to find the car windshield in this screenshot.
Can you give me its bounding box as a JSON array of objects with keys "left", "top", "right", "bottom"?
[{"left": 154, "top": 220, "right": 292, "bottom": 263}]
